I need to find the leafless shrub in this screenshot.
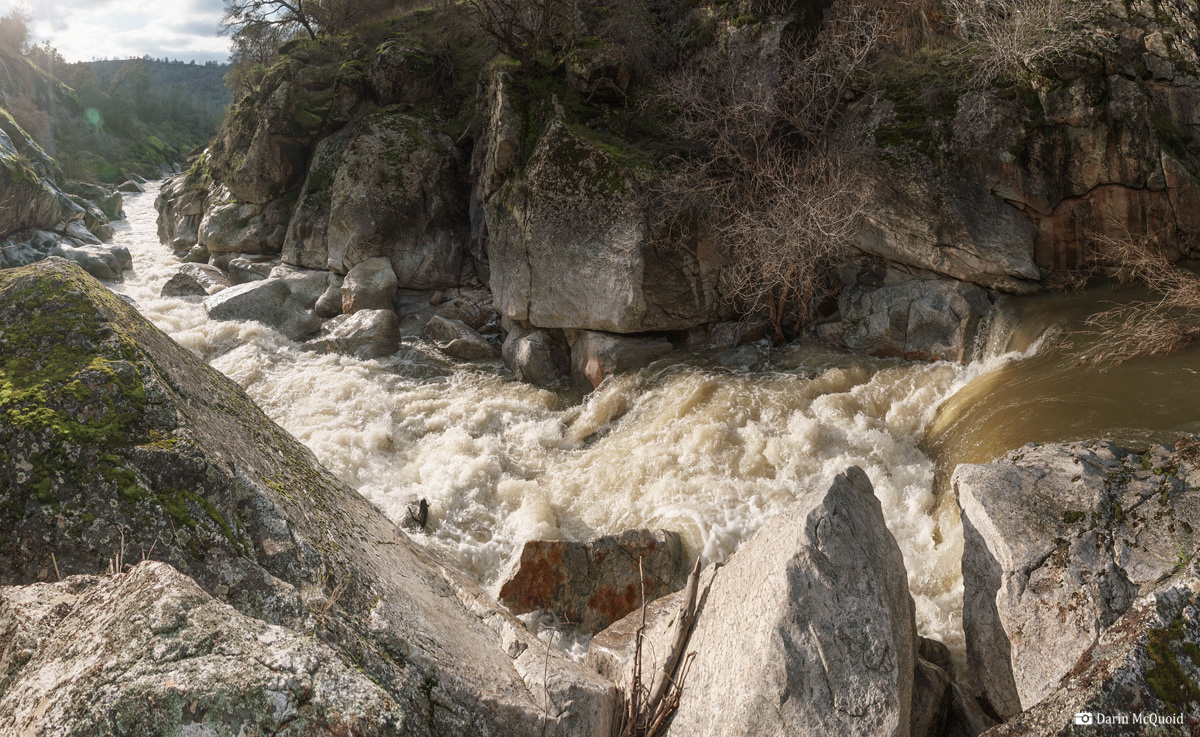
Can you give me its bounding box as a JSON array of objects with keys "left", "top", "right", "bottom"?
[
  {"left": 465, "top": 0, "right": 566, "bottom": 67},
  {"left": 614, "top": 558, "right": 701, "bottom": 737},
  {"left": 1073, "top": 227, "right": 1200, "bottom": 365},
  {"left": 657, "top": 0, "right": 885, "bottom": 338},
  {"left": 945, "top": 0, "right": 1100, "bottom": 87},
  {"left": 106, "top": 527, "right": 128, "bottom": 576}
]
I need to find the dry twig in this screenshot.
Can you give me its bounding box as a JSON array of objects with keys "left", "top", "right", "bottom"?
[{"left": 616, "top": 558, "right": 703, "bottom": 737}]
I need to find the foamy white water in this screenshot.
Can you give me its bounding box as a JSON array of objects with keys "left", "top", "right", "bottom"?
[{"left": 106, "top": 183, "right": 1030, "bottom": 657}]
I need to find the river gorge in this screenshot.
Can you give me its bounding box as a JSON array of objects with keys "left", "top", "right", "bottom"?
[
  {"left": 8, "top": 1, "right": 1200, "bottom": 734},
  {"left": 103, "top": 181, "right": 1200, "bottom": 671}
]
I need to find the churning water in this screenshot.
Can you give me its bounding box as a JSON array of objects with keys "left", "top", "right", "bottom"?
[{"left": 107, "top": 183, "right": 1041, "bottom": 658}]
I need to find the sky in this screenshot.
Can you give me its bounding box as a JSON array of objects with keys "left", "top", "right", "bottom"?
[{"left": 2, "top": 0, "right": 232, "bottom": 64}]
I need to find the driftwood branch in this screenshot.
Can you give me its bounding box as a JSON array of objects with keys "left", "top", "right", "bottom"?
[{"left": 617, "top": 557, "right": 703, "bottom": 737}]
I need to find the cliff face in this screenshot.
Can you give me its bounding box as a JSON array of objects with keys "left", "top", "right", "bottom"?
[{"left": 156, "top": 0, "right": 1200, "bottom": 384}]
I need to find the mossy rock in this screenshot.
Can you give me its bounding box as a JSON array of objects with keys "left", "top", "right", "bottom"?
[{"left": 0, "top": 257, "right": 620, "bottom": 737}]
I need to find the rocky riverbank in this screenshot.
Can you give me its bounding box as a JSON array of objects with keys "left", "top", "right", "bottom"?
[
  {"left": 148, "top": 0, "right": 1200, "bottom": 389},
  {"left": 3, "top": 259, "right": 1200, "bottom": 734}
]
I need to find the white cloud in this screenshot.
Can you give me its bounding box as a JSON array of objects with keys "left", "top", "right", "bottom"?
[{"left": 2, "top": 0, "right": 231, "bottom": 64}]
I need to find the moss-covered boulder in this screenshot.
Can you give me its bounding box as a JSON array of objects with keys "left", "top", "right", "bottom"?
[
  {"left": 985, "top": 566, "right": 1200, "bottom": 735},
  {"left": 0, "top": 258, "right": 615, "bottom": 736},
  {"left": 282, "top": 108, "right": 468, "bottom": 286}
]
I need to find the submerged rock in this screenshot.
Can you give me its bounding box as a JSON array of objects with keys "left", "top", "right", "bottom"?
[
  {"left": 955, "top": 440, "right": 1200, "bottom": 719},
  {"left": 498, "top": 529, "right": 688, "bottom": 635},
  {"left": 160, "top": 263, "right": 232, "bottom": 298},
  {"left": 0, "top": 258, "right": 616, "bottom": 736},
  {"left": 503, "top": 323, "right": 570, "bottom": 387},
  {"left": 282, "top": 109, "right": 468, "bottom": 287},
  {"left": 0, "top": 562, "right": 400, "bottom": 735},
  {"left": 306, "top": 309, "right": 401, "bottom": 360},
  {"left": 203, "top": 268, "right": 329, "bottom": 341},
  {"left": 570, "top": 331, "right": 672, "bottom": 392},
  {"left": 424, "top": 314, "right": 496, "bottom": 360},
  {"left": 817, "top": 265, "right": 994, "bottom": 362}
]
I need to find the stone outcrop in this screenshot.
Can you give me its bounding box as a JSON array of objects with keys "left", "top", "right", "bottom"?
[
  {"left": 815, "top": 262, "right": 994, "bottom": 362},
  {"left": 589, "top": 468, "right": 920, "bottom": 737},
  {"left": 848, "top": 2, "right": 1200, "bottom": 287},
  {"left": 197, "top": 185, "right": 292, "bottom": 255},
  {"left": 984, "top": 566, "right": 1200, "bottom": 736},
  {"left": 425, "top": 314, "right": 497, "bottom": 360},
  {"left": 0, "top": 259, "right": 616, "bottom": 736},
  {"left": 478, "top": 88, "right": 722, "bottom": 334},
  {"left": 0, "top": 562, "right": 400, "bottom": 735},
  {"left": 206, "top": 48, "right": 359, "bottom": 205},
  {"left": 368, "top": 43, "right": 451, "bottom": 107},
  {"left": 0, "top": 111, "right": 127, "bottom": 276},
  {"left": 305, "top": 309, "right": 401, "bottom": 360},
  {"left": 954, "top": 440, "right": 1200, "bottom": 719},
  {"left": 282, "top": 109, "right": 468, "bottom": 285},
  {"left": 498, "top": 529, "right": 688, "bottom": 635}
]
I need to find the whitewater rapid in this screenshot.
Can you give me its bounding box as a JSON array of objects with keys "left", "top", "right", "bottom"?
[{"left": 106, "top": 183, "right": 1031, "bottom": 657}]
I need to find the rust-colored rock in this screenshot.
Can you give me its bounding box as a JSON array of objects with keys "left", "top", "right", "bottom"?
[{"left": 498, "top": 529, "right": 689, "bottom": 635}]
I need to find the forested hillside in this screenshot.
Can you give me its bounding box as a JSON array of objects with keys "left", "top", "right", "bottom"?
[{"left": 0, "top": 10, "right": 231, "bottom": 182}]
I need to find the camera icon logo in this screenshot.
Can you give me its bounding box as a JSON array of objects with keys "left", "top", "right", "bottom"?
[{"left": 1074, "top": 712, "right": 1095, "bottom": 725}]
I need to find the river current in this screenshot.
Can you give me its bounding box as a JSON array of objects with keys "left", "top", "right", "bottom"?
[{"left": 108, "top": 183, "right": 1047, "bottom": 658}]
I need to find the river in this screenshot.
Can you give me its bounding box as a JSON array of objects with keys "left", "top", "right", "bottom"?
[{"left": 108, "top": 182, "right": 1185, "bottom": 662}]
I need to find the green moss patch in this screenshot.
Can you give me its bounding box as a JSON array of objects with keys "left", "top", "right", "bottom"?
[{"left": 1145, "top": 613, "right": 1200, "bottom": 712}]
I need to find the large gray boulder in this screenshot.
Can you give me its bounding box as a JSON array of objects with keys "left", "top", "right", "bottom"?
[
  {"left": 497, "top": 529, "right": 689, "bottom": 635},
  {"left": 0, "top": 562, "right": 400, "bottom": 735},
  {"left": 53, "top": 243, "right": 131, "bottom": 281},
  {"left": 480, "top": 97, "right": 721, "bottom": 334},
  {"left": 0, "top": 119, "right": 67, "bottom": 240},
  {"left": 305, "top": 309, "right": 401, "bottom": 360},
  {"left": 984, "top": 566, "right": 1200, "bottom": 736},
  {"left": 954, "top": 440, "right": 1200, "bottom": 719},
  {"left": 203, "top": 269, "right": 328, "bottom": 341},
  {"left": 160, "top": 263, "right": 232, "bottom": 298},
  {"left": 503, "top": 323, "right": 571, "bottom": 387},
  {"left": 817, "top": 264, "right": 994, "bottom": 362},
  {"left": 98, "top": 190, "right": 124, "bottom": 221},
  {"left": 0, "top": 259, "right": 616, "bottom": 736},
  {"left": 342, "top": 256, "right": 398, "bottom": 314},
  {"left": 0, "top": 229, "right": 61, "bottom": 270},
  {"left": 570, "top": 331, "right": 672, "bottom": 392},
  {"left": 197, "top": 186, "right": 290, "bottom": 255},
  {"left": 590, "top": 468, "right": 918, "bottom": 737},
  {"left": 282, "top": 109, "right": 468, "bottom": 287}
]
